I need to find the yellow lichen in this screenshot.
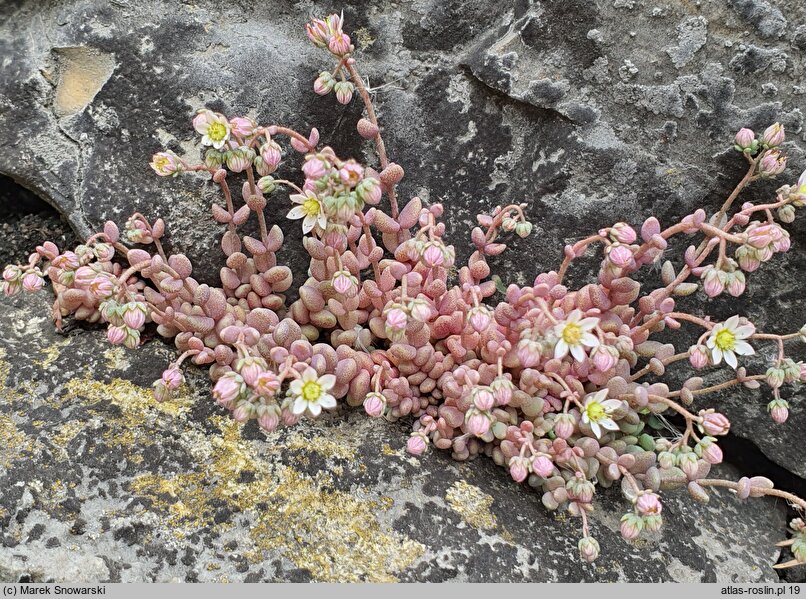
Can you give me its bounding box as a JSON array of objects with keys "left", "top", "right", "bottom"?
[
  {"left": 0, "top": 415, "right": 28, "bottom": 468},
  {"left": 446, "top": 480, "right": 498, "bottom": 531}
]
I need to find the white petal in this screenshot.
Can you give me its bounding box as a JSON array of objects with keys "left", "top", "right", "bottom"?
[
  {"left": 733, "top": 340, "right": 755, "bottom": 356},
  {"left": 601, "top": 399, "right": 622, "bottom": 410},
  {"left": 319, "top": 394, "right": 337, "bottom": 409},
  {"left": 580, "top": 333, "right": 599, "bottom": 348},
  {"left": 724, "top": 350, "right": 738, "bottom": 369},
  {"left": 318, "top": 374, "right": 336, "bottom": 390},
  {"left": 725, "top": 315, "right": 740, "bottom": 329},
  {"left": 289, "top": 380, "right": 303, "bottom": 394},
  {"left": 591, "top": 389, "right": 609, "bottom": 402},
  {"left": 734, "top": 325, "right": 755, "bottom": 338},
  {"left": 590, "top": 421, "right": 602, "bottom": 439},
  {"left": 292, "top": 398, "right": 307, "bottom": 414},
  {"left": 289, "top": 193, "right": 306, "bottom": 205},
  {"left": 317, "top": 213, "right": 327, "bottom": 230},
  {"left": 599, "top": 417, "right": 620, "bottom": 431},
  {"left": 705, "top": 337, "right": 716, "bottom": 349},
  {"left": 568, "top": 309, "right": 582, "bottom": 322},
  {"left": 302, "top": 368, "right": 317, "bottom": 382},
  {"left": 308, "top": 402, "right": 322, "bottom": 417},
  {"left": 578, "top": 317, "right": 600, "bottom": 330},
  {"left": 302, "top": 215, "right": 316, "bottom": 234},
  {"left": 581, "top": 412, "right": 590, "bottom": 424},
  {"left": 287, "top": 206, "right": 306, "bottom": 220},
  {"left": 554, "top": 340, "right": 568, "bottom": 359},
  {"left": 571, "top": 344, "right": 586, "bottom": 362},
  {"left": 711, "top": 348, "right": 723, "bottom": 364}
]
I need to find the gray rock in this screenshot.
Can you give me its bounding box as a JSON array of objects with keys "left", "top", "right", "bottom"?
[{"left": 0, "top": 293, "right": 791, "bottom": 582}]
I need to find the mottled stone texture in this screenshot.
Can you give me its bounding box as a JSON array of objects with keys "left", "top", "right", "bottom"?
[{"left": 0, "top": 0, "right": 805, "bottom": 582}]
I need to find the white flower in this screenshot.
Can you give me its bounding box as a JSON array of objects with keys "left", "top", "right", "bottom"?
[
  {"left": 193, "top": 109, "right": 231, "bottom": 149},
  {"left": 287, "top": 190, "right": 327, "bottom": 234},
  {"left": 289, "top": 367, "right": 337, "bottom": 417},
  {"left": 580, "top": 389, "right": 622, "bottom": 439},
  {"left": 553, "top": 309, "right": 600, "bottom": 362},
  {"left": 705, "top": 315, "right": 755, "bottom": 369}
]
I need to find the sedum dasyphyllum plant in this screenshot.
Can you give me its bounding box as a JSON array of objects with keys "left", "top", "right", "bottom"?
[{"left": 4, "top": 12, "right": 806, "bottom": 568}]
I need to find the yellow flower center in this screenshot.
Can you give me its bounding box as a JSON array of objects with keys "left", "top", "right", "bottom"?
[
  {"left": 154, "top": 156, "right": 170, "bottom": 170},
  {"left": 562, "top": 322, "right": 583, "bottom": 346},
  {"left": 208, "top": 121, "right": 228, "bottom": 142},
  {"left": 301, "top": 380, "right": 322, "bottom": 402},
  {"left": 303, "top": 198, "right": 321, "bottom": 216},
  {"left": 714, "top": 328, "right": 736, "bottom": 351},
  {"left": 585, "top": 401, "right": 606, "bottom": 422}
]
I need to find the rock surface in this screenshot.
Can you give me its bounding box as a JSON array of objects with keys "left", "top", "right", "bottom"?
[
  {"left": 0, "top": 292, "right": 791, "bottom": 582},
  {"left": 0, "top": 0, "right": 805, "bottom": 581}
]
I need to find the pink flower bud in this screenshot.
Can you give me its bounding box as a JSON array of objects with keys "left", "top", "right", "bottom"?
[
  {"left": 314, "top": 71, "right": 335, "bottom": 95},
  {"left": 591, "top": 345, "right": 618, "bottom": 372},
  {"left": 761, "top": 122, "right": 785, "bottom": 147},
  {"left": 89, "top": 276, "right": 114, "bottom": 300},
  {"left": 161, "top": 368, "right": 184, "bottom": 390},
  {"left": 768, "top": 399, "right": 789, "bottom": 424},
  {"left": 229, "top": 117, "right": 256, "bottom": 138},
  {"left": 332, "top": 271, "right": 357, "bottom": 296},
  {"left": 385, "top": 308, "right": 408, "bottom": 332},
  {"left": 306, "top": 18, "right": 329, "bottom": 47},
  {"left": 636, "top": 492, "right": 662, "bottom": 516},
  {"left": 254, "top": 371, "right": 280, "bottom": 397},
  {"left": 490, "top": 376, "right": 514, "bottom": 406},
  {"left": 702, "top": 267, "right": 724, "bottom": 298},
  {"left": 281, "top": 409, "right": 300, "bottom": 427},
  {"left": 734, "top": 128, "right": 755, "bottom": 149},
  {"left": 758, "top": 149, "right": 786, "bottom": 177},
  {"left": 532, "top": 455, "right": 555, "bottom": 478},
  {"left": 578, "top": 537, "right": 600, "bottom": 562},
  {"left": 363, "top": 392, "right": 386, "bottom": 417},
  {"left": 467, "top": 307, "right": 491, "bottom": 333},
  {"left": 107, "top": 325, "right": 126, "bottom": 345},
  {"left": 152, "top": 380, "right": 170, "bottom": 403},
  {"left": 22, "top": 273, "right": 44, "bottom": 293},
  {"left": 517, "top": 338, "right": 542, "bottom": 368},
  {"left": 74, "top": 266, "right": 98, "bottom": 288},
  {"left": 726, "top": 272, "right": 746, "bottom": 297},
  {"left": 338, "top": 162, "right": 364, "bottom": 187},
  {"left": 334, "top": 81, "right": 354, "bottom": 105},
  {"left": 302, "top": 157, "right": 327, "bottom": 180},
  {"left": 421, "top": 243, "right": 445, "bottom": 267},
  {"left": 701, "top": 442, "right": 723, "bottom": 464},
  {"left": 620, "top": 514, "right": 643, "bottom": 540},
  {"left": 213, "top": 374, "right": 243, "bottom": 408},
  {"left": 466, "top": 411, "right": 491, "bottom": 436},
  {"left": 472, "top": 387, "right": 495, "bottom": 411},
  {"left": 261, "top": 141, "right": 282, "bottom": 168},
  {"left": 689, "top": 345, "right": 709, "bottom": 369},
  {"left": 554, "top": 413, "right": 576, "bottom": 439},
  {"left": 2, "top": 265, "right": 21, "bottom": 282},
  {"left": 258, "top": 412, "right": 280, "bottom": 432},
  {"left": 611, "top": 223, "right": 637, "bottom": 244},
  {"left": 123, "top": 309, "right": 146, "bottom": 330},
  {"left": 328, "top": 32, "right": 351, "bottom": 55},
  {"left": 508, "top": 457, "right": 529, "bottom": 483},
  {"left": 232, "top": 404, "right": 251, "bottom": 422},
  {"left": 608, "top": 244, "right": 634, "bottom": 268},
  {"left": 735, "top": 245, "right": 760, "bottom": 272},
  {"left": 406, "top": 434, "right": 427, "bottom": 456},
  {"left": 700, "top": 411, "right": 730, "bottom": 436}
]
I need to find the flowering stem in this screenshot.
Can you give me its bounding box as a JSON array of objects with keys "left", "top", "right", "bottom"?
[
  {"left": 245, "top": 167, "right": 269, "bottom": 245},
  {"left": 667, "top": 374, "right": 766, "bottom": 398},
  {"left": 344, "top": 61, "right": 399, "bottom": 219},
  {"left": 697, "top": 479, "right": 806, "bottom": 512}
]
